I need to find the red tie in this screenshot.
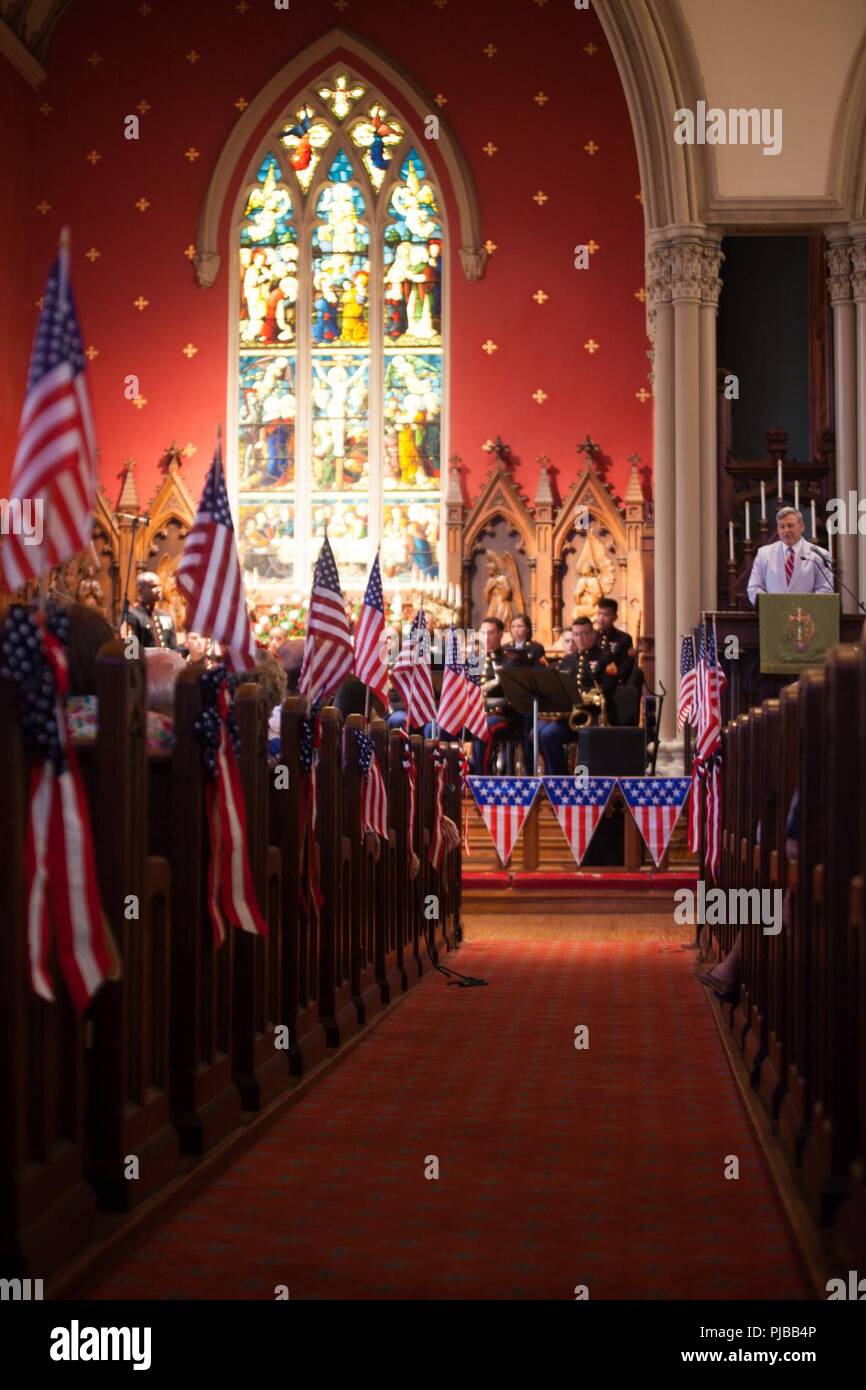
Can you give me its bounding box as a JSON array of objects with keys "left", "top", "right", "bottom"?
[{"left": 785, "top": 546, "right": 795, "bottom": 587}]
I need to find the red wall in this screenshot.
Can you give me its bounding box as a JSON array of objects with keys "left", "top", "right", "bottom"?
[{"left": 1, "top": 0, "right": 650, "bottom": 511}]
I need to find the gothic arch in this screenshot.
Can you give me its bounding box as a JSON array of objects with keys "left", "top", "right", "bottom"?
[
  {"left": 193, "top": 27, "right": 486, "bottom": 290},
  {"left": 594, "top": 0, "right": 866, "bottom": 230}
]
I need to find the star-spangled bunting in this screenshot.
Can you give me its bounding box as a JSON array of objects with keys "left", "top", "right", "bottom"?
[
  {"left": 468, "top": 777, "right": 541, "bottom": 866},
  {"left": 542, "top": 776, "right": 616, "bottom": 867},
  {"left": 355, "top": 727, "right": 388, "bottom": 841},
  {"left": 618, "top": 777, "right": 691, "bottom": 868},
  {"left": 354, "top": 550, "right": 388, "bottom": 709},
  {"left": 2, "top": 232, "right": 98, "bottom": 590}
]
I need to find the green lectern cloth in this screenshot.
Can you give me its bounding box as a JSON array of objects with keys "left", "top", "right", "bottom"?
[{"left": 758, "top": 593, "right": 841, "bottom": 674}]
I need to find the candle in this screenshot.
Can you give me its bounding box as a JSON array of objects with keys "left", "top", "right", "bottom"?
[
  {"left": 794, "top": 480, "right": 800, "bottom": 513},
  {"left": 728, "top": 520, "right": 735, "bottom": 563},
  {"left": 811, "top": 499, "right": 817, "bottom": 540},
  {"left": 777, "top": 461, "right": 783, "bottom": 498},
  {"left": 760, "top": 481, "right": 767, "bottom": 521},
  {"left": 455, "top": 584, "right": 462, "bottom": 610},
  {"left": 744, "top": 502, "right": 751, "bottom": 542}
]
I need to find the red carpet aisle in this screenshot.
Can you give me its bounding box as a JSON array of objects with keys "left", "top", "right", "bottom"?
[{"left": 90, "top": 940, "right": 811, "bottom": 1300}]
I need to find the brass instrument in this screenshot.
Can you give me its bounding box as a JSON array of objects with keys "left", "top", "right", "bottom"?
[{"left": 540, "top": 682, "right": 608, "bottom": 731}]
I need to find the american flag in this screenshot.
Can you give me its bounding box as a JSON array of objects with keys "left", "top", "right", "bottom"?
[
  {"left": 462, "top": 652, "right": 489, "bottom": 742},
  {"left": 542, "top": 776, "right": 616, "bottom": 867},
  {"left": 2, "top": 233, "right": 98, "bottom": 590},
  {"left": 391, "top": 608, "right": 436, "bottom": 730},
  {"left": 705, "top": 754, "right": 721, "bottom": 878},
  {"left": 355, "top": 728, "right": 388, "bottom": 841},
  {"left": 437, "top": 626, "right": 468, "bottom": 736},
  {"left": 300, "top": 537, "right": 354, "bottom": 704},
  {"left": 1, "top": 605, "right": 116, "bottom": 1012},
  {"left": 298, "top": 706, "right": 324, "bottom": 912},
  {"left": 429, "top": 745, "right": 449, "bottom": 871},
  {"left": 204, "top": 679, "right": 268, "bottom": 944},
  {"left": 354, "top": 551, "right": 388, "bottom": 709},
  {"left": 676, "top": 633, "right": 697, "bottom": 730},
  {"left": 694, "top": 619, "right": 726, "bottom": 760},
  {"left": 176, "top": 435, "right": 256, "bottom": 672},
  {"left": 468, "top": 776, "right": 541, "bottom": 865},
  {"left": 618, "top": 777, "right": 691, "bottom": 868},
  {"left": 398, "top": 728, "right": 417, "bottom": 857}
]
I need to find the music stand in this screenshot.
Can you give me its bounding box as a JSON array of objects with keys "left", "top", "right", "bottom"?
[{"left": 498, "top": 667, "right": 581, "bottom": 770}]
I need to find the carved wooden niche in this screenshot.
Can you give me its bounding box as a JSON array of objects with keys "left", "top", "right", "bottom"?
[{"left": 461, "top": 462, "right": 537, "bottom": 632}]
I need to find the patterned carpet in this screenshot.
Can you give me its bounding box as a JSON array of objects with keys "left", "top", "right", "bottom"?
[{"left": 90, "top": 939, "right": 811, "bottom": 1300}]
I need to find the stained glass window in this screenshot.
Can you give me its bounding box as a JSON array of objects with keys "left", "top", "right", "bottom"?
[{"left": 234, "top": 69, "right": 444, "bottom": 596}]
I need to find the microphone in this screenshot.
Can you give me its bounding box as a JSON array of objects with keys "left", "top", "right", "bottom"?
[{"left": 117, "top": 512, "right": 150, "bottom": 524}]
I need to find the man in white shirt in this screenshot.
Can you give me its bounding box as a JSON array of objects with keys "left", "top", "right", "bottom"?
[{"left": 747, "top": 506, "right": 834, "bottom": 606}]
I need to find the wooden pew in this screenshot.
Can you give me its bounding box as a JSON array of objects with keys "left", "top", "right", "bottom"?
[
  {"left": 778, "top": 669, "right": 825, "bottom": 1171},
  {"left": 762, "top": 686, "right": 799, "bottom": 1120},
  {"left": 85, "top": 643, "right": 179, "bottom": 1207},
  {"left": 152, "top": 666, "right": 242, "bottom": 1154},
  {"left": 834, "top": 637, "right": 866, "bottom": 1262},
  {"left": 0, "top": 678, "right": 96, "bottom": 1276},
  {"left": 270, "top": 696, "right": 326, "bottom": 1075},
  {"left": 800, "top": 646, "right": 860, "bottom": 1222},
  {"left": 733, "top": 707, "right": 763, "bottom": 1056},
  {"left": 233, "top": 683, "right": 290, "bottom": 1109}
]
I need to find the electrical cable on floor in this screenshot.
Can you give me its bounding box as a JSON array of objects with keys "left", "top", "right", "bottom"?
[{"left": 423, "top": 919, "right": 488, "bottom": 987}]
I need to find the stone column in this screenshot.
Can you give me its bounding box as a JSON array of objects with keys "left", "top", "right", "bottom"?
[
  {"left": 700, "top": 235, "right": 724, "bottom": 612},
  {"left": 646, "top": 236, "right": 675, "bottom": 737},
  {"left": 851, "top": 223, "right": 866, "bottom": 606},
  {"left": 670, "top": 232, "right": 704, "bottom": 671},
  {"left": 827, "top": 231, "right": 858, "bottom": 611}
]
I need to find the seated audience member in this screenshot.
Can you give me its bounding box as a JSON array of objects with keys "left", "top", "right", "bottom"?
[
  {"left": 64, "top": 606, "right": 179, "bottom": 754},
  {"left": 185, "top": 631, "right": 208, "bottom": 666},
  {"left": 275, "top": 638, "right": 305, "bottom": 695},
  {"left": 539, "top": 615, "right": 617, "bottom": 774},
  {"left": 243, "top": 650, "right": 288, "bottom": 761}
]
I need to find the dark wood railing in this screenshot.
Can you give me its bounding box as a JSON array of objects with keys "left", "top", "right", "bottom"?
[
  {"left": 0, "top": 646, "right": 461, "bottom": 1281},
  {"left": 712, "top": 640, "right": 866, "bottom": 1267}
]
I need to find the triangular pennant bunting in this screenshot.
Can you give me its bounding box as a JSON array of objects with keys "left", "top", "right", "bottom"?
[
  {"left": 542, "top": 776, "right": 617, "bottom": 867},
  {"left": 468, "top": 777, "right": 541, "bottom": 865},
  {"left": 617, "top": 777, "right": 691, "bottom": 867}
]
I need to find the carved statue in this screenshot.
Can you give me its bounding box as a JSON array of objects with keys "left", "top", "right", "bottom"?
[
  {"left": 156, "top": 554, "right": 187, "bottom": 634},
  {"left": 483, "top": 549, "right": 524, "bottom": 626},
  {"left": 570, "top": 530, "right": 616, "bottom": 621},
  {"left": 77, "top": 561, "right": 104, "bottom": 610}
]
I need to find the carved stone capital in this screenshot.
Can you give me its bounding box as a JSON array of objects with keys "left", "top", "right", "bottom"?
[
  {"left": 669, "top": 239, "right": 704, "bottom": 303},
  {"left": 826, "top": 239, "right": 853, "bottom": 305},
  {"left": 194, "top": 250, "right": 221, "bottom": 289},
  {"left": 645, "top": 244, "right": 672, "bottom": 311},
  {"left": 459, "top": 246, "right": 488, "bottom": 283},
  {"left": 700, "top": 241, "right": 724, "bottom": 308},
  {"left": 850, "top": 239, "right": 866, "bottom": 303}
]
